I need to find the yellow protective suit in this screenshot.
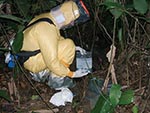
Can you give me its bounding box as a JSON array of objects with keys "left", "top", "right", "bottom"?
[{"left": 21, "top": 1, "right": 80, "bottom": 77}]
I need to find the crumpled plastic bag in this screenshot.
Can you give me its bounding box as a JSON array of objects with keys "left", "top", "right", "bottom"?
[{"left": 49, "top": 88, "right": 73, "bottom": 106}]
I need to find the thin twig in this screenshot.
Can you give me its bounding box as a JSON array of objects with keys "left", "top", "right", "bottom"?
[
  {"left": 141, "top": 72, "right": 150, "bottom": 113},
  {"left": 102, "top": 18, "right": 118, "bottom": 92},
  {"left": 141, "top": 94, "right": 150, "bottom": 113},
  {"left": 125, "top": 10, "right": 150, "bottom": 42},
  {"left": 89, "top": 0, "right": 112, "bottom": 42}
]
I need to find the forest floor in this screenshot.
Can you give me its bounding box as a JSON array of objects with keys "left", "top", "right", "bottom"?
[{"left": 0, "top": 49, "right": 150, "bottom": 113}]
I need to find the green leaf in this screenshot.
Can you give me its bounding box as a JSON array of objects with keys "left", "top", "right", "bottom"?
[
  {"left": 139, "top": 17, "right": 150, "bottom": 23},
  {"left": 118, "top": 90, "right": 134, "bottom": 105},
  {"left": 132, "top": 105, "right": 138, "bottom": 113},
  {"left": 0, "top": 90, "right": 11, "bottom": 102},
  {"left": 133, "top": 0, "right": 148, "bottom": 14},
  {"left": 103, "top": 1, "right": 124, "bottom": 19},
  {"left": 104, "top": 1, "right": 123, "bottom": 10},
  {"left": 91, "top": 94, "right": 114, "bottom": 113},
  {"left": 12, "top": 26, "right": 25, "bottom": 53},
  {"left": 0, "top": 0, "right": 5, "bottom": 4},
  {"left": 109, "top": 84, "right": 122, "bottom": 107},
  {"left": 31, "top": 95, "right": 39, "bottom": 100},
  {"left": 12, "top": 32, "right": 23, "bottom": 53},
  {"left": 118, "top": 28, "right": 124, "bottom": 50},
  {"left": 146, "top": 42, "right": 150, "bottom": 49},
  {"left": 0, "top": 48, "right": 9, "bottom": 52},
  {"left": 110, "top": 9, "right": 123, "bottom": 19},
  {"left": 0, "top": 14, "right": 26, "bottom": 24}
]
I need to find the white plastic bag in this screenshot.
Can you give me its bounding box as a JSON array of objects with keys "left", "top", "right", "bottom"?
[{"left": 49, "top": 88, "right": 73, "bottom": 106}]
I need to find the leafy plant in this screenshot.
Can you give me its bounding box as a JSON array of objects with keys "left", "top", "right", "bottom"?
[
  {"left": 0, "top": 0, "right": 149, "bottom": 112},
  {"left": 0, "top": 0, "right": 57, "bottom": 51},
  {"left": 104, "top": 0, "right": 124, "bottom": 19},
  {"left": 90, "top": 0, "right": 149, "bottom": 112},
  {"left": 132, "top": 105, "right": 138, "bottom": 113},
  {"left": 133, "top": 0, "right": 148, "bottom": 14},
  {"left": 0, "top": 90, "right": 11, "bottom": 102},
  {"left": 101, "top": 0, "right": 150, "bottom": 52},
  {"left": 91, "top": 84, "right": 134, "bottom": 113}
]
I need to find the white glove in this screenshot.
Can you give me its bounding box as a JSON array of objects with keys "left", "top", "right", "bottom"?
[
  {"left": 76, "top": 46, "right": 86, "bottom": 55},
  {"left": 72, "top": 69, "right": 89, "bottom": 78}
]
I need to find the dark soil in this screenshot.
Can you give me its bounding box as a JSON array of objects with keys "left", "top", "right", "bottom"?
[{"left": 0, "top": 48, "right": 150, "bottom": 113}]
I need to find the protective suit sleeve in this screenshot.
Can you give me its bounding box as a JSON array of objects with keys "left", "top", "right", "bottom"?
[{"left": 34, "top": 22, "right": 73, "bottom": 77}]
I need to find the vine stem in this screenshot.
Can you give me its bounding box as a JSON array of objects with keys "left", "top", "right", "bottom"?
[{"left": 102, "top": 18, "right": 118, "bottom": 92}]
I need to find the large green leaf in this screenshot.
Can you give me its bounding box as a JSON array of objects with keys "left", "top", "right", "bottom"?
[
  {"left": 91, "top": 94, "right": 114, "bottom": 113},
  {"left": 104, "top": 1, "right": 123, "bottom": 9},
  {"left": 118, "top": 90, "right": 134, "bottom": 105},
  {"left": 104, "top": 1, "right": 124, "bottom": 19},
  {"left": 132, "top": 105, "right": 138, "bottom": 113},
  {"left": 0, "top": 14, "right": 26, "bottom": 24},
  {"left": 0, "top": 90, "right": 11, "bottom": 102},
  {"left": 133, "top": 0, "right": 148, "bottom": 14},
  {"left": 12, "top": 25, "right": 25, "bottom": 53},
  {"left": 110, "top": 9, "right": 123, "bottom": 19},
  {"left": 109, "top": 84, "right": 122, "bottom": 107}
]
